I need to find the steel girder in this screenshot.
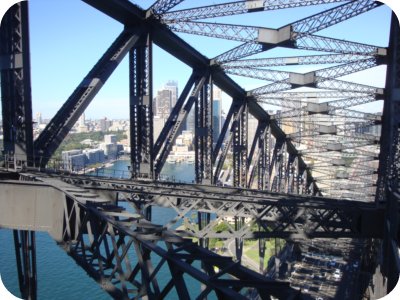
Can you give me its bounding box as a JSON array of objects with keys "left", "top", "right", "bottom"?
[
  {"left": 57, "top": 174, "right": 385, "bottom": 240},
  {"left": 82, "top": 0, "right": 320, "bottom": 198},
  {"left": 195, "top": 74, "right": 213, "bottom": 184},
  {"left": 215, "top": 34, "right": 382, "bottom": 64},
  {"left": 225, "top": 58, "right": 379, "bottom": 84},
  {"left": 376, "top": 13, "right": 400, "bottom": 205},
  {"left": 161, "top": 0, "right": 349, "bottom": 22},
  {"left": 149, "top": 0, "right": 184, "bottom": 16},
  {"left": 207, "top": 0, "right": 384, "bottom": 63},
  {"left": 247, "top": 121, "right": 268, "bottom": 189},
  {"left": 130, "top": 33, "right": 154, "bottom": 179},
  {"left": 1, "top": 5, "right": 37, "bottom": 300},
  {"left": 47, "top": 177, "right": 299, "bottom": 300},
  {"left": 1, "top": 174, "right": 303, "bottom": 299},
  {"left": 223, "top": 53, "right": 375, "bottom": 68},
  {"left": 243, "top": 59, "right": 380, "bottom": 97},
  {"left": 34, "top": 29, "right": 143, "bottom": 166},
  {"left": 13, "top": 230, "right": 37, "bottom": 300},
  {"left": 375, "top": 12, "right": 400, "bottom": 295},
  {"left": 257, "top": 123, "right": 271, "bottom": 191},
  {"left": 0, "top": 2, "right": 34, "bottom": 166},
  {"left": 233, "top": 101, "right": 248, "bottom": 187},
  {"left": 168, "top": 1, "right": 381, "bottom": 48},
  {"left": 0, "top": 1, "right": 396, "bottom": 296}
]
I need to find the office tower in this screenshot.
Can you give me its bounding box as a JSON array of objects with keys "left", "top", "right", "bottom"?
[
  {"left": 164, "top": 80, "right": 178, "bottom": 108},
  {"left": 154, "top": 81, "right": 179, "bottom": 118},
  {"left": 36, "top": 112, "right": 42, "bottom": 125},
  {"left": 155, "top": 89, "right": 172, "bottom": 118},
  {"left": 212, "top": 87, "right": 222, "bottom": 144},
  {"left": 99, "top": 117, "right": 111, "bottom": 132}
]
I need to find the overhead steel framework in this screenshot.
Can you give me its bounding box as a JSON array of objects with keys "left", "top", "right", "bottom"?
[{"left": 1, "top": 0, "right": 399, "bottom": 299}]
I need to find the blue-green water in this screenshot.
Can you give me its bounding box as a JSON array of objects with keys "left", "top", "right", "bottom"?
[{"left": 0, "top": 161, "right": 195, "bottom": 299}]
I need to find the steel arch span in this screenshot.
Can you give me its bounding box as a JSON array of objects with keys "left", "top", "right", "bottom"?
[{"left": 0, "top": 1, "right": 399, "bottom": 299}]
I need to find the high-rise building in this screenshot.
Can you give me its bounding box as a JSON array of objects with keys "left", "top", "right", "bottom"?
[
  {"left": 164, "top": 80, "right": 178, "bottom": 108},
  {"left": 99, "top": 117, "right": 111, "bottom": 132},
  {"left": 186, "top": 109, "right": 195, "bottom": 134},
  {"left": 212, "top": 87, "right": 222, "bottom": 144},
  {"left": 79, "top": 113, "right": 85, "bottom": 127},
  {"left": 154, "top": 81, "right": 179, "bottom": 118},
  {"left": 104, "top": 134, "right": 117, "bottom": 145},
  {"left": 155, "top": 89, "right": 172, "bottom": 118},
  {"left": 247, "top": 114, "right": 258, "bottom": 151},
  {"left": 78, "top": 113, "right": 88, "bottom": 133},
  {"left": 36, "top": 112, "right": 42, "bottom": 125},
  {"left": 154, "top": 116, "right": 167, "bottom": 141}
]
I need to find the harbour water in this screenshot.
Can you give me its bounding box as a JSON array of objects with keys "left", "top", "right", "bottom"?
[{"left": 0, "top": 161, "right": 196, "bottom": 299}]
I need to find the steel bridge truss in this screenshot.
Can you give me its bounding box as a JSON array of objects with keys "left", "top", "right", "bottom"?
[
  {"left": 28, "top": 175, "right": 296, "bottom": 300},
  {"left": 1, "top": 3, "right": 391, "bottom": 201},
  {"left": 60, "top": 175, "right": 385, "bottom": 241},
  {"left": 24, "top": 0, "right": 387, "bottom": 201},
  {"left": 1, "top": 0, "right": 400, "bottom": 299}
]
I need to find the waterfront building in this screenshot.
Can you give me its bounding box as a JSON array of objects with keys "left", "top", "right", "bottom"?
[
  {"left": 100, "top": 143, "right": 119, "bottom": 160},
  {"left": 69, "top": 154, "right": 86, "bottom": 171},
  {"left": 62, "top": 149, "right": 85, "bottom": 171},
  {"left": 83, "top": 149, "right": 105, "bottom": 165},
  {"left": 104, "top": 134, "right": 117, "bottom": 145}
]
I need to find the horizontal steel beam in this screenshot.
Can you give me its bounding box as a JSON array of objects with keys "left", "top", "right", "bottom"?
[{"left": 47, "top": 173, "right": 385, "bottom": 239}]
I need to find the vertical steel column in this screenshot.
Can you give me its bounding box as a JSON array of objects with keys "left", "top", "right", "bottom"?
[
  {"left": 13, "top": 230, "right": 36, "bottom": 300},
  {"left": 130, "top": 33, "right": 154, "bottom": 179},
  {"left": 297, "top": 165, "right": 307, "bottom": 195},
  {"left": 232, "top": 101, "right": 248, "bottom": 188},
  {"left": 270, "top": 139, "right": 284, "bottom": 192},
  {"left": 197, "top": 210, "right": 210, "bottom": 296},
  {"left": 197, "top": 212, "right": 210, "bottom": 248},
  {"left": 195, "top": 75, "right": 213, "bottom": 184},
  {"left": 234, "top": 216, "right": 245, "bottom": 262},
  {"left": 1, "top": 4, "right": 37, "bottom": 299},
  {"left": 254, "top": 123, "right": 269, "bottom": 275},
  {"left": 247, "top": 122, "right": 268, "bottom": 189},
  {"left": 232, "top": 101, "right": 248, "bottom": 261},
  {"left": 265, "top": 126, "right": 273, "bottom": 191},
  {"left": 377, "top": 12, "right": 400, "bottom": 295},
  {"left": 278, "top": 142, "right": 288, "bottom": 193},
  {"left": 194, "top": 74, "right": 212, "bottom": 294},
  {"left": 257, "top": 124, "right": 269, "bottom": 191},
  {"left": 258, "top": 230, "right": 266, "bottom": 274},
  {"left": 285, "top": 154, "right": 296, "bottom": 194},
  {"left": 0, "top": 2, "right": 33, "bottom": 166}
]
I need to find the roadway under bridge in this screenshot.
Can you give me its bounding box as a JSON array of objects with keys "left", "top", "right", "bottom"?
[{"left": 0, "top": 1, "right": 399, "bottom": 299}]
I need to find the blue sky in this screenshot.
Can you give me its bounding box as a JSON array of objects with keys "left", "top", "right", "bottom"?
[{"left": 0, "top": 0, "right": 398, "bottom": 120}]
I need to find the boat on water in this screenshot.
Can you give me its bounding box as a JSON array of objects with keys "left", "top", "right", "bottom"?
[{"left": 166, "top": 157, "right": 177, "bottom": 164}]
